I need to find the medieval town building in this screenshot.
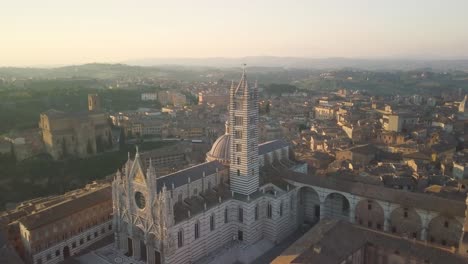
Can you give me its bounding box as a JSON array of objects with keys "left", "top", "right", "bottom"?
[{"left": 39, "top": 94, "right": 112, "bottom": 160}]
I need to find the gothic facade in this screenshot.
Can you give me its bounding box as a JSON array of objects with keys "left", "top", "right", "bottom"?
[{"left": 112, "top": 69, "right": 300, "bottom": 264}]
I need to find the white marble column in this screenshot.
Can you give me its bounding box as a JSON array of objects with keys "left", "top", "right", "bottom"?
[
  {"left": 114, "top": 231, "right": 120, "bottom": 250},
  {"left": 147, "top": 246, "right": 154, "bottom": 264},
  {"left": 418, "top": 210, "right": 433, "bottom": 241},
  {"left": 349, "top": 208, "right": 356, "bottom": 224},
  {"left": 346, "top": 195, "right": 360, "bottom": 224},
  {"left": 320, "top": 201, "right": 326, "bottom": 220},
  {"left": 121, "top": 234, "right": 129, "bottom": 254},
  {"left": 421, "top": 227, "right": 428, "bottom": 241},
  {"left": 382, "top": 202, "right": 394, "bottom": 232},
  {"left": 384, "top": 218, "right": 390, "bottom": 232},
  {"left": 349, "top": 198, "right": 357, "bottom": 224},
  {"left": 133, "top": 238, "right": 141, "bottom": 260}
]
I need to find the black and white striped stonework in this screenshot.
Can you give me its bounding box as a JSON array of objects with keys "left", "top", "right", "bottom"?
[{"left": 229, "top": 68, "right": 260, "bottom": 196}]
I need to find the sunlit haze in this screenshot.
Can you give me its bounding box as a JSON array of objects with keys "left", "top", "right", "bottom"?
[{"left": 2, "top": 0, "right": 468, "bottom": 66}]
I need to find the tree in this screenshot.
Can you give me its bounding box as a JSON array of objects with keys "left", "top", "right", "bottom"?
[
  {"left": 107, "top": 131, "right": 113, "bottom": 149},
  {"left": 119, "top": 127, "right": 126, "bottom": 150},
  {"left": 298, "top": 124, "right": 308, "bottom": 132},
  {"left": 96, "top": 136, "right": 104, "bottom": 153},
  {"left": 265, "top": 84, "right": 297, "bottom": 96},
  {"left": 265, "top": 101, "right": 270, "bottom": 114},
  {"left": 87, "top": 139, "right": 93, "bottom": 154},
  {"left": 61, "top": 138, "right": 67, "bottom": 157},
  {"left": 10, "top": 143, "right": 17, "bottom": 164}
]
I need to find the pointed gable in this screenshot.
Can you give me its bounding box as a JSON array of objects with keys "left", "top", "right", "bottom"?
[
  {"left": 134, "top": 169, "right": 146, "bottom": 184},
  {"left": 234, "top": 64, "right": 249, "bottom": 97},
  {"left": 129, "top": 151, "right": 147, "bottom": 185}
]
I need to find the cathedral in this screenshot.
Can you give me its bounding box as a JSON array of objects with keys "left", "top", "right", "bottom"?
[
  {"left": 112, "top": 69, "right": 306, "bottom": 264},
  {"left": 112, "top": 69, "right": 468, "bottom": 264}
]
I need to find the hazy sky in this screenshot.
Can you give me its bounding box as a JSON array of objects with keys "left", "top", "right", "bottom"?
[{"left": 2, "top": 0, "right": 468, "bottom": 66}]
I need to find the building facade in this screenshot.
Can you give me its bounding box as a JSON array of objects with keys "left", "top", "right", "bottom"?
[
  {"left": 314, "top": 105, "right": 335, "bottom": 120},
  {"left": 88, "top": 94, "right": 101, "bottom": 112},
  {"left": 198, "top": 93, "right": 229, "bottom": 106},
  {"left": 39, "top": 95, "right": 112, "bottom": 160},
  {"left": 0, "top": 181, "right": 113, "bottom": 264},
  {"left": 112, "top": 69, "right": 300, "bottom": 264}
]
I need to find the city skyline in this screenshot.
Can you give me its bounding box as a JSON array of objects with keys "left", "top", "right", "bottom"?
[
  {"left": 2, "top": 1, "right": 468, "bottom": 263},
  {"left": 2, "top": 0, "right": 468, "bottom": 66}
]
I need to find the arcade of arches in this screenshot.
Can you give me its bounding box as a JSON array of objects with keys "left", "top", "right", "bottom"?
[
  {"left": 323, "top": 192, "right": 350, "bottom": 221},
  {"left": 296, "top": 186, "right": 463, "bottom": 248},
  {"left": 428, "top": 215, "right": 462, "bottom": 248},
  {"left": 355, "top": 199, "right": 384, "bottom": 231},
  {"left": 389, "top": 207, "right": 422, "bottom": 239},
  {"left": 298, "top": 187, "right": 320, "bottom": 225}
]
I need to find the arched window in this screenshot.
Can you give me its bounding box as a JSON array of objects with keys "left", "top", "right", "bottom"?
[
  {"left": 208, "top": 181, "right": 212, "bottom": 190},
  {"left": 236, "top": 144, "right": 242, "bottom": 152},
  {"left": 178, "top": 193, "right": 183, "bottom": 203},
  {"left": 238, "top": 207, "right": 244, "bottom": 223},
  {"left": 224, "top": 207, "right": 228, "bottom": 223},
  {"left": 279, "top": 201, "right": 283, "bottom": 217},
  {"left": 210, "top": 214, "right": 215, "bottom": 231},
  {"left": 177, "top": 229, "right": 184, "bottom": 248},
  {"left": 254, "top": 205, "right": 259, "bottom": 221},
  {"left": 194, "top": 221, "right": 200, "bottom": 239},
  {"left": 267, "top": 203, "right": 272, "bottom": 219}
]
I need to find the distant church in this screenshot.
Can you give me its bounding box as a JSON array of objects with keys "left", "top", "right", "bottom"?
[
  {"left": 39, "top": 94, "right": 112, "bottom": 160},
  {"left": 112, "top": 68, "right": 306, "bottom": 263}
]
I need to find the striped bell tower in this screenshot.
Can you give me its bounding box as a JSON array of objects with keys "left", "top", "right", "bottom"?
[{"left": 229, "top": 65, "right": 259, "bottom": 196}]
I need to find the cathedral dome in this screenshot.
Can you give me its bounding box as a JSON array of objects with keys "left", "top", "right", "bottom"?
[
  {"left": 206, "top": 121, "right": 231, "bottom": 165},
  {"left": 206, "top": 134, "right": 231, "bottom": 164}
]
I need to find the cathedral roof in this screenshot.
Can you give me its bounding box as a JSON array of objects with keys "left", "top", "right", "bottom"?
[{"left": 156, "top": 160, "right": 224, "bottom": 193}]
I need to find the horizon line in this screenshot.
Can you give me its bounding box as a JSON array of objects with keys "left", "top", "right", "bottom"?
[{"left": 3, "top": 55, "right": 468, "bottom": 69}]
